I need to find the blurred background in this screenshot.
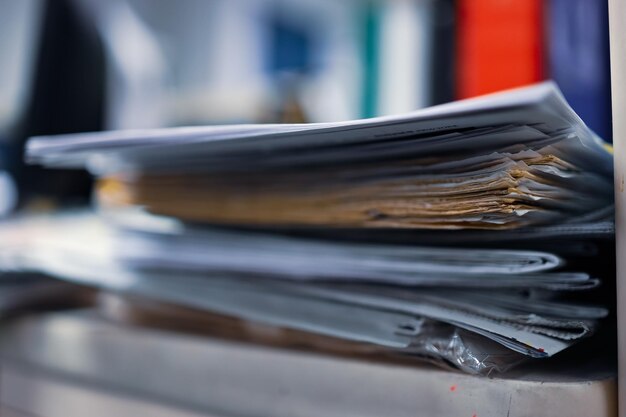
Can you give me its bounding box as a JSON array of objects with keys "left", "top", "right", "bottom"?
[{"left": 0, "top": 0, "right": 612, "bottom": 216}]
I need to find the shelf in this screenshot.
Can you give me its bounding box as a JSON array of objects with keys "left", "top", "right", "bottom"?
[{"left": 0, "top": 311, "right": 616, "bottom": 417}]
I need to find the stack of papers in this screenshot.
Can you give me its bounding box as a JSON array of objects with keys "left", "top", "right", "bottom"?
[
  {"left": 28, "top": 82, "right": 613, "bottom": 230},
  {"left": 14, "top": 82, "right": 614, "bottom": 374},
  {"left": 0, "top": 212, "right": 610, "bottom": 373}
]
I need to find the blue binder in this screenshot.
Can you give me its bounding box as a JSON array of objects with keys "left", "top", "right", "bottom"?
[{"left": 548, "top": 0, "right": 612, "bottom": 142}]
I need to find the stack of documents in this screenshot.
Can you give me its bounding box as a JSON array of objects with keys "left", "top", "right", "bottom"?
[
  {"left": 13, "top": 83, "right": 614, "bottom": 374},
  {"left": 28, "top": 82, "right": 613, "bottom": 230}
]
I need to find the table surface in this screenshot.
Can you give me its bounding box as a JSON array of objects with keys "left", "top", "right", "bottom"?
[{"left": 0, "top": 310, "right": 618, "bottom": 417}]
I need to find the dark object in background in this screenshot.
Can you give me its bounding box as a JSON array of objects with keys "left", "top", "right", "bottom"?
[
  {"left": 547, "top": 0, "right": 612, "bottom": 142},
  {"left": 15, "top": 0, "right": 105, "bottom": 208},
  {"left": 430, "top": 0, "right": 456, "bottom": 106},
  {"left": 265, "top": 7, "right": 315, "bottom": 123}
]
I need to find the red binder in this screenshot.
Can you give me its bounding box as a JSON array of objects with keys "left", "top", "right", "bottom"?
[{"left": 456, "top": 0, "right": 545, "bottom": 99}]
